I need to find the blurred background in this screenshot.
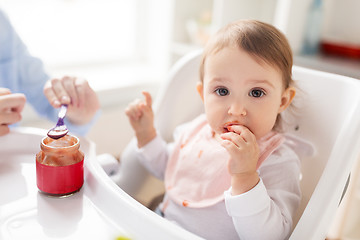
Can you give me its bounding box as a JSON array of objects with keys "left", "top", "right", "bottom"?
[{"left": 1, "top": 0, "right": 360, "bottom": 238}]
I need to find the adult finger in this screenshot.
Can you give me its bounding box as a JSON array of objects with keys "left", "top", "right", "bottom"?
[
  {"left": 74, "top": 78, "right": 88, "bottom": 108},
  {"left": 0, "top": 111, "right": 22, "bottom": 125},
  {"left": 0, "top": 88, "right": 11, "bottom": 96},
  {"left": 46, "top": 78, "right": 71, "bottom": 106},
  {"left": 0, "top": 125, "right": 10, "bottom": 136},
  {"left": 61, "top": 76, "right": 79, "bottom": 107},
  {"left": 0, "top": 93, "right": 26, "bottom": 112},
  {"left": 43, "top": 80, "right": 61, "bottom": 107}
]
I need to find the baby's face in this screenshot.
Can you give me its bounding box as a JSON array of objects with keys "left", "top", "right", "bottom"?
[{"left": 198, "top": 46, "right": 290, "bottom": 139}]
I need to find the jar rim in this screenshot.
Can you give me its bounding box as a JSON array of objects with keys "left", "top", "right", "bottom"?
[{"left": 41, "top": 134, "right": 80, "bottom": 151}]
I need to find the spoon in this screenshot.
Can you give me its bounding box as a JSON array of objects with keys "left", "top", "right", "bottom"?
[{"left": 47, "top": 104, "right": 69, "bottom": 139}]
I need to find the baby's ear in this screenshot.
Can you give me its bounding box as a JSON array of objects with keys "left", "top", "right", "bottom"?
[
  {"left": 278, "top": 87, "right": 296, "bottom": 113},
  {"left": 196, "top": 82, "right": 204, "bottom": 101}
]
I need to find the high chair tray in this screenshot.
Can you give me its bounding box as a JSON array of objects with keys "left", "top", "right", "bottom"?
[{"left": 0, "top": 127, "right": 202, "bottom": 240}]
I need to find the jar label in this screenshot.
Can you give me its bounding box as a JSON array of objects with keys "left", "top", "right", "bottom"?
[{"left": 36, "top": 158, "right": 84, "bottom": 195}]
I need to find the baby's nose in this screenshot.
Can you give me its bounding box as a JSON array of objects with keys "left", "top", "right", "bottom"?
[{"left": 228, "top": 102, "right": 247, "bottom": 116}]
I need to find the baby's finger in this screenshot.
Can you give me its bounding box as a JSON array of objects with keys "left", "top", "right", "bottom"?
[
  {"left": 125, "top": 101, "right": 142, "bottom": 120},
  {"left": 227, "top": 124, "right": 245, "bottom": 134},
  {"left": 125, "top": 107, "right": 136, "bottom": 120},
  {"left": 221, "top": 139, "right": 239, "bottom": 156},
  {"left": 227, "top": 125, "right": 255, "bottom": 143},
  {"left": 220, "top": 132, "right": 246, "bottom": 148},
  {"left": 142, "top": 91, "right": 152, "bottom": 107},
  {"left": 125, "top": 109, "right": 137, "bottom": 121}
]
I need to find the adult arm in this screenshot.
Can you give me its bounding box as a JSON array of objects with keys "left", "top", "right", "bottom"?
[{"left": 0, "top": 9, "right": 99, "bottom": 136}]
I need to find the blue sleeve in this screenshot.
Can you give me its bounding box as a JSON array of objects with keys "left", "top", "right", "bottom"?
[{"left": 0, "top": 9, "right": 94, "bottom": 136}]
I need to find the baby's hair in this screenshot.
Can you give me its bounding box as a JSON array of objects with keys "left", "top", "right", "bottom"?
[{"left": 199, "top": 19, "right": 295, "bottom": 131}]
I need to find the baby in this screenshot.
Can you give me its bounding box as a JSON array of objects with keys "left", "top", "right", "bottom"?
[{"left": 126, "top": 19, "right": 300, "bottom": 240}]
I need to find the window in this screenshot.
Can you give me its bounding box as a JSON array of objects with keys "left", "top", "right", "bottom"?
[{"left": 1, "top": 0, "right": 172, "bottom": 91}]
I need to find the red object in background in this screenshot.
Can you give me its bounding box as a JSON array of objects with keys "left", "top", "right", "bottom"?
[{"left": 321, "top": 41, "right": 360, "bottom": 59}]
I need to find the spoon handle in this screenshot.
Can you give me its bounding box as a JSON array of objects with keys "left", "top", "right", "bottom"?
[
  {"left": 58, "top": 104, "right": 68, "bottom": 119},
  {"left": 55, "top": 104, "right": 68, "bottom": 127}
]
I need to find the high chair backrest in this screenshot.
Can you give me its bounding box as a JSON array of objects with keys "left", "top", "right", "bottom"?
[
  {"left": 152, "top": 50, "right": 204, "bottom": 141},
  {"left": 288, "top": 66, "right": 360, "bottom": 239},
  {"left": 119, "top": 50, "right": 360, "bottom": 239}
]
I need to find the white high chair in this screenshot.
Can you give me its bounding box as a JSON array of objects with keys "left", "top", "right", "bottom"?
[{"left": 117, "top": 50, "right": 360, "bottom": 240}]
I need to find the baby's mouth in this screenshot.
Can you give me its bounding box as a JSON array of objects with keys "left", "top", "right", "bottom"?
[
  {"left": 222, "top": 122, "right": 240, "bottom": 133},
  {"left": 223, "top": 128, "right": 230, "bottom": 133}
]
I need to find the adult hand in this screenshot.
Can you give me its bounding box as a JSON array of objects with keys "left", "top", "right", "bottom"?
[
  {"left": 43, "top": 76, "right": 100, "bottom": 126},
  {"left": 0, "top": 88, "right": 26, "bottom": 136}
]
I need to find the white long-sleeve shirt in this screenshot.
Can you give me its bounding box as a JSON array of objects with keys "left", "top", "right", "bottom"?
[{"left": 136, "top": 115, "right": 302, "bottom": 240}]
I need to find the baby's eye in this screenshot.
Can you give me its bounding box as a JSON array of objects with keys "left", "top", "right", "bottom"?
[
  {"left": 249, "top": 89, "right": 265, "bottom": 98},
  {"left": 215, "top": 88, "right": 229, "bottom": 96}
]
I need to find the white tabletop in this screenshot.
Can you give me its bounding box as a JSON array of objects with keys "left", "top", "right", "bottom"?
[{"left": 0, "top": 128, "right": 202, "bottom": 240}]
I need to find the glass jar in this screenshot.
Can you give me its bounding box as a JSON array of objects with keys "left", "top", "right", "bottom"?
[{"left": 36, "top": 134, "right": 84, "bottom": 196}]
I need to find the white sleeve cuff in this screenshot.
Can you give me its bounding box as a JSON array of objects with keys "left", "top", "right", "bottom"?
[
  {"left": 224, "top": 178, "right": 270, "bottom": 217},
  {"left": 135, "top": 134, "right": 168, "bottom": 179},
  {"left": 136, "top": 134, "right": 166, "bottom": 160}
]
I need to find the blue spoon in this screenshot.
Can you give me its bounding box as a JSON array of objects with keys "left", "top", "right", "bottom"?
[{"left": 47, "top": 104, "right": 69, "bottom": 139}]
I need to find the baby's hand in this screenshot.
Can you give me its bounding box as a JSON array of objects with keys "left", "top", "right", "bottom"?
[
  {"left": 220, "top": 125, "right": 260, "bottom": 194},
  {"left": 125, "top": 91, "right": 156, "bottom": 148}
]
